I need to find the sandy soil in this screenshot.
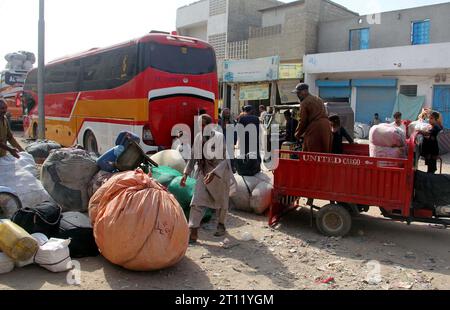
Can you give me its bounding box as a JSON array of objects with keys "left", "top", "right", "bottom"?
[{"left": 1, "top": 132, "right": 449, "bottom": 290}]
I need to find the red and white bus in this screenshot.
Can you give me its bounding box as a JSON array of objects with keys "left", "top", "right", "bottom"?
[{"left": 23, "top": 32, "right": 218, "bottom": 154}]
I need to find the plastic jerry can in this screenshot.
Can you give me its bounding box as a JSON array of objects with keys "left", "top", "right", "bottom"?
[
  {"left": 115, "top": 131, "right": 141, "bottom": 147},
  {"left": 0, "top": 219, "right": 39, "bottom": 262},
  {"left": 96, "top": 145, "right": 125, "bottom": 172}
]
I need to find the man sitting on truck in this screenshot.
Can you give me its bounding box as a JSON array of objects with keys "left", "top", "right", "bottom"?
[{"left": 0, "top": 99, "right": 24, "bottom": 159}]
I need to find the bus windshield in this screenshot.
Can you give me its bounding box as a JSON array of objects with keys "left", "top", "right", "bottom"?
[{"left": 139, "top": 41, "right": 216, "bottom": 75}]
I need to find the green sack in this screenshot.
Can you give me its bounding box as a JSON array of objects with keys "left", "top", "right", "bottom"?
[
  {"left": 151, "top": 166, "right": 182, "bottom": 187},
  {"left": 168, "top": 176, "right": 195, "bottom": 211},
  {"left": 168, "top": 176, "right": 212, "bottom": 223}
]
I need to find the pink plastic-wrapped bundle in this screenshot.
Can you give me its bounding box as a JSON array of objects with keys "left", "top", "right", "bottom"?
[
  {"left": 369, "top": 144, "right": 407, "bottom": 159},
  {"left": 369, "top": 124, "right": 406, "bottom": 148}
]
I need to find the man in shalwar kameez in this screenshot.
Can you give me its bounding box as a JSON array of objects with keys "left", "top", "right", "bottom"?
[{"left": 181, "top": 114, "right": 233, "bottom": 244}]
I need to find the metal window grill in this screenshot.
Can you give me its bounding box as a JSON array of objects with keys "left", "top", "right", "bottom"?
[
  {"left": 227, "top": 40, "right": 248, "bottom": 60},
  {"left": 209, "top": 0, "right": 227, "bottom": 16},
  {"left": 208, "top": 33, "right": 227, "bottom": 60},
  {"left": 400, "top": 85, "right": 418, "bottom": 97},
  {"left": 249, "top": 24, "right": 282, "bottom": 39}
]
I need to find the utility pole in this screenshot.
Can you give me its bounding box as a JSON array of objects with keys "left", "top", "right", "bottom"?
[{"left": 38, "top": 0, "right": 45, "bottom": 139}]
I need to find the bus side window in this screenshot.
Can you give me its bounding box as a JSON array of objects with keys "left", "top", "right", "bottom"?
[
  {"left": 105, "top": 46, "right": 137, "bottom": 89},
  {"left": 81, "top": 55, "right": 107, "bottom": 91},
  {"left": 65, "top": 60, "right": 80, "bottom": 85},
  {"left": 79, "top": 46, "right": 137, "bottom": 92}
]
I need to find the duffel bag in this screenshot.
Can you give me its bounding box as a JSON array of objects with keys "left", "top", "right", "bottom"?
[
  {"left": 57, "top": 212, "right": 99, "bottom": 258},
  {"left": 11, "top": 201, "right": 62, "bottom": 236}
]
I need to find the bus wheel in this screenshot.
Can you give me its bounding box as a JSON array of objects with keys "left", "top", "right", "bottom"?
[
  {"left": 316, "top": 204, "right": 352, "bottom": 237},
  {"left": 84, "top": 130, "right": 99, "bottom": 155}
]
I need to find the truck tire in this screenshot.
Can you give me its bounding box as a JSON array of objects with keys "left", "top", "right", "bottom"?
[{"left": 316, "top": 204, "right": 352, "bottom": 237}]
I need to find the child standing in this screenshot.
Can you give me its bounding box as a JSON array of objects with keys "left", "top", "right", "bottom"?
[
  {"left": 329, "top": 115, "right": 354, "bottom": 154},
  {"left": 421, "top": 111, "right": 443, "bottom": 174}
]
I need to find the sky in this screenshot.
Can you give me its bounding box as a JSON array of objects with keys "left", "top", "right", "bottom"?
[{"left": 0, "top": 0, "right": 449, "bottom": 69}]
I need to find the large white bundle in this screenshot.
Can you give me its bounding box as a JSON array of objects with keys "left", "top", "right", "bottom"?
[
  {"left": 230, "top": 173, "right": 273, "bottom": 214},
  {"left": 4, "top": 52, "right": 35, "bottom": 70},
  {"left": 0, "top": 252, "right": 14, "bottom": 275},
  {"left": 408, "top": 121, "right": 433, "bottom": 138},
  {"left": 250, "top": 182, "right": 273, "bottom": 215},
  {"left": 230, "top": 175, "right": 261, "bottom": 212},
  {"left": 4, "top": 53, "right": 14, "bottom": 62},
  {"left": 16, "top": 153, "right": 39, "bottom": 178},
  {"left": 35, "top": 238, "right": 72, "bottom": 273},
  {"left": 6, "top": 59, "right": 24, "bottom": 70},
  {"left": 354, "top": 123, "right": 370, "bottom": 139},
  {"left": 5, "top": 52, "right": 26, "bottom": 62},
  {"left": 20, "top": 51, "right": 36, "bottom": 64},
  {"left": 0, "top": 154, "right": 53, "bottom": 209},
  {"left": 150, "top": 150, "right": 186, "bottom": 174},
  {"left": 22, "top": 61, "right": 33, "bottom": 71}
]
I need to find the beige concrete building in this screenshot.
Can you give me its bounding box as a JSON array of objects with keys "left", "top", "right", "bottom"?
[{"left": 248, "top": 0, "right": 358, "bottom": 63}]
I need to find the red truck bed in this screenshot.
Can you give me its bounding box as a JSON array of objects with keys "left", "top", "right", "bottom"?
[{"left": 270, "top": 141, "right": 416, "bottom": 227}]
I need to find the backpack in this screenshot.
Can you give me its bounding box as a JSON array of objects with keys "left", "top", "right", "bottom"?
[
  {"left": 57, "top": 212, "right": 99, "bottom": 258},
  {"left": 11, "top": 201, "right": 62, "bottom": 236}
]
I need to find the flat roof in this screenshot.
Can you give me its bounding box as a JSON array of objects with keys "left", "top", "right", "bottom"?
[
  {"left": 177, "top": 0, "right": 208, "bottom": 11},
  {"left": 259, "top": 0, "right": 358, "bottom": 16}
]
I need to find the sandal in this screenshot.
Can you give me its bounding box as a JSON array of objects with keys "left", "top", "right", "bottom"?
[
  {"left": 214, "top": 224, "right": 226, "bottom": 237},
  {"left": 189, "top": 228, "right": 199, "bottom": 244}
]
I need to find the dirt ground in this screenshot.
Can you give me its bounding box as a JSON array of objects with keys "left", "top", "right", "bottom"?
[{"left": 1, "top": 131, "right": 450, "bottom": 290}]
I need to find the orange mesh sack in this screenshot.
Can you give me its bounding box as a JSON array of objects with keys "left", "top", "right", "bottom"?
[{"left": 89, "top": 170, "right": 189, "bottom": 271}]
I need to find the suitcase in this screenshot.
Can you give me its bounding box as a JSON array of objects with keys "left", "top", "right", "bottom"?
[
  {"left": 57, "top": 212, "right": 99, "bottom": 258},
  {"left": 11, "top": 201, "right": 62, "bottom": 237}
]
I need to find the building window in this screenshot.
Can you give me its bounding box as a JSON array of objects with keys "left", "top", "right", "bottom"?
[
  {"left": 349, "top": 28, "right": 370, "bottom": 51},
  {"left": 400, "top": 85, "right": 418, "bottom": 97},
  {"left": 411, "top": 20, "right": 430, "bottom": 45}
]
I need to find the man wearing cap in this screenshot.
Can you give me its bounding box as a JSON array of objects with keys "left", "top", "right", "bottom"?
[
  {"left": 293, "top": 84, "right": 332, "bottom": 153},
  {"left": 0, "top": 99, "right": 24, "bottom": 159}
]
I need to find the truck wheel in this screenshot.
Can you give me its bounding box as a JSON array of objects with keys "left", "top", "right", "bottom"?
[
  {"left": 83, "top": 130, "right": 99, "bottom": 155},
  {"left": 316, "top": 204, "right": 352, "bottom": 237}
]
